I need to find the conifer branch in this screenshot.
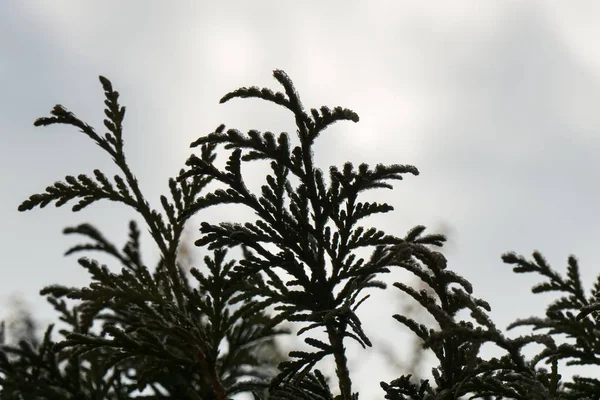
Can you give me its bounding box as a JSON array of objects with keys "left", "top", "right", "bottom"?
[
  {"left": 183, "top": 70, "right": 425, "bottom": 398},
  {"left": 10, "top": 69, "right": 600, "bottom": 399}
]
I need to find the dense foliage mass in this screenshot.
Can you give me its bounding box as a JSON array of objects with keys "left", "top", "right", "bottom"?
[{"left": 3, "top": 71, "right": 600, "bottom": 399}]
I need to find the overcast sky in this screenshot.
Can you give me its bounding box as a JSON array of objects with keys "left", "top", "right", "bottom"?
[{"left": 3, "top": 1, "right": 600, "bottom": 398}]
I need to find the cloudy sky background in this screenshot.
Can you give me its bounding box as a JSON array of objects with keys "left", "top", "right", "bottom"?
[{"left": 3, "top": 1, "right": 600, "bottom": 398}]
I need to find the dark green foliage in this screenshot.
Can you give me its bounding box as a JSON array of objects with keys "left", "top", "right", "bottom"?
[{"left": 5, "top": 70, "right": 600, "bottom": 399}]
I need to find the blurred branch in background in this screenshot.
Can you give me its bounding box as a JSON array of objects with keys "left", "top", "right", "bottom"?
[
  {"left": 2, "top": 296, "right": 39, "bottom": 349},
  {"left": 370, "top": 222, "right": 455, "bottom": 382}
]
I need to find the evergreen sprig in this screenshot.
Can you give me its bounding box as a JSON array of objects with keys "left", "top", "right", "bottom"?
[
  {"left": 180, "top": 70, "right": 427, "bottom": 398},
  {"left": 5, "top": 69, "right": 600, "bottom": 399},
  {"left": 501, "top": 251, "right": 600, "bottom": 399}
]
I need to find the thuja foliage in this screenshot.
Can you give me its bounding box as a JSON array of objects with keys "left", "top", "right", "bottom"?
[{"left": 4, "top": 70, "right": 600, "bottom": 399}]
